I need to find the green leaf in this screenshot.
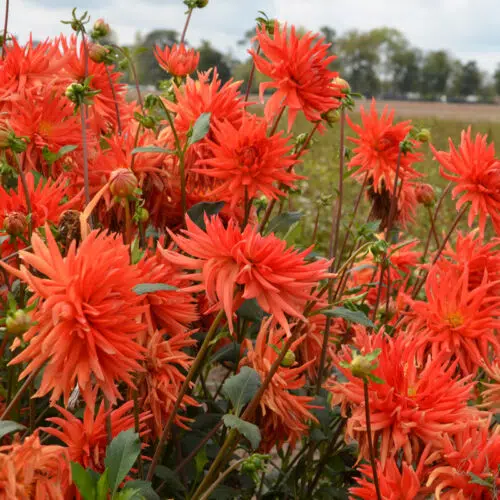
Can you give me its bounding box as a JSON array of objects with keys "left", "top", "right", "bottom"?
[
  {"left": 210, "top": 342, "right": 241, "bottom": 365},
  {"left": 222, "top": 414, "right": 261, "bottom": 449},
  {"left": 323, "top": 307, "right": 374, "bottom": 327},
  {"left": 0, "top": 421, "right": 26, "bottom": 439},
  {"left": 130, "top": 238, "right": 145, "bottom": 265},
  {"left": 132, "top": 146, "right": 173, "bottom": 155},
  {"left": 70, "top": 462, "right": 97, "bottom": 500},
  {"left": 194, "top": 447, "right": 209, "bottom": 481},
  {"left": 188, "top": 112, "right": 211, "bottom": 145},
  {"left": 237, "top": 299, "right": 265, "bottom": 322},
  {"left": 265, "top": 211, "right": 303, "bottom": 236},
  {"left": 469, "top": 472, "right": 493, "bottom": 488},
  {"left": 122, "top": 480, "right": 160, "bottom": 500},
  {"left": 112, "top": 488, "right": 142, "bottom": 500},
  {"left": 96, "top": 468, "right": 109, "bottom": 500},
  {"left": 187, "top": 201, "right": 225, "bottom": 230},
  {"left": 222, "top": 366, "right": 261, "bottom": 414},
  {"left": 133, "top": 283, "right": 178, "bottom": 295},
  {"left": 104, "top": 430, "right": 141, "bottom": 494},
  {"left": 57, "top": 144, "right": 78, "bottom": 157},
  {"left": 153, "top": 465, "right": 186, "bottom": 498}
]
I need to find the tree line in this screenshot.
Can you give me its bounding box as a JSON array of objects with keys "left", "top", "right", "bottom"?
[{"left": 127, "top": 26, "right": 500, "bottom": 102}]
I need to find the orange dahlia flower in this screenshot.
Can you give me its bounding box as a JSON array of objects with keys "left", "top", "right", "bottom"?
[
  {"left": 195, "top": 114, "right": 299, "bottom": 209},
  {"left": 44, "top": 396, "right": 149, "bottom": 473},
  {"left": 154, "top": 43, "right": 200, "bottom": 77},
  {"left": 426, "top": 420, "right": 500, "bottom": 498},
  {"left": 432, "top": 127, "right": 500, "bottom": 236},
  {"left": 0, "top": 431, "right": 70, "bottom": 499},
  {"left": 140, "top": 329, "right": 198, "bottom": 438},
  {"left": 163, "top": 215, "right": 331, "bottom": 334},
  {"left": 350, "top": 455, "right": 429, "bottom": 500},
  {"left": 405, "top": 261, "right": 500, "bottom": 376},
  {"left": 348, "top": 100, "right": 423, "bottom": 196},
  {"left": 250, "top": 23, "right": 342, "bottom": 131},
  {"left": 327, "top": 330, "right": 475, "bottom": 466},
  {"left": 240, "top": 319, "right": 318, "bottom": 451},
  {"left": 2, "top": 229, "right": 146, "bottom": 405}
]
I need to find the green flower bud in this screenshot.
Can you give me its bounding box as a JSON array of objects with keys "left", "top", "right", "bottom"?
[
  {"left": 281, "top": 350, "right": 296, "bottom": 367},
  {"left": 6, "top": 309, "right": 32, "bottom": 336}
]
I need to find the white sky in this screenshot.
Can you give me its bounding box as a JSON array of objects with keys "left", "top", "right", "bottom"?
[{"left": 8, "top": 0, "right": 500, "bottom": 72}]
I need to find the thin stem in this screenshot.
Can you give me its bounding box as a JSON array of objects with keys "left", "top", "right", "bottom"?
[
  {"left": 146, "top": 309, "right": 226, "bottom": 481},
  {"left": 427, "top": 205, "right": 440, "bottom": 248},
  {"left": 422, "top": 182, "right": 451, "bottom": 261},
  {"left": 105, "top": 65, "right": 123, "bottom": 135},
  {"left": 243, "top": 188, "right": 251, "bottom": 229},
  {"left": 124, "top": 200, "right": 132, "bottom": 244},
  {"left": 192, "top": 334, "right": 296, "bottom": 499},
  {"left": 0, "top": 334, "right": 8, "bottom": 359},
  {"left": 371, "top": 262, "right": 386, "bottom": 322},
  {"left": 1, "top": 245, "right": 32, "bottom": 263},
  {"left": 133, "top": 390, "right": 145, "bottom": 478},
  {"left": 363, "top": 380, "right": 382, "bottom": 500},
  {"left": 311, "top": 206, "right": 321, "bottom": 245},
  {"left": 180, "top": 8, "right": 193, "bottom": 45},
  {"left": 104, "top": 397, "right": 113, "bottom": 444},
  {"left": 244, "top": 45, "right": 260, "bottom": 102},
  {"left": 111, "top": 44, "right": 143, "bottom": 109},
  {"left": 199, "top": 458, "right": 246, "bottom": 500},
  {"left": 80, "top": 105, "right": 91, "bottom": 208},
  {"left": 0, "top": 366, "right": 41, "bottom": 421},
  {"left": 2, "top": 0, "right": 9, "bottom": 58},
  {"left": 385, "top": 149, "right": 402, "bottom": 242},
  {"left": 269, "top": 105, "right": 286, "bottom": 137},
  {"left": 13, "top": 154, "right": 33, "bottom": 236}
]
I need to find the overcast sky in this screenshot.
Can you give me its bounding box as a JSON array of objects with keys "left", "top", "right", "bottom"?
[{"left": 9, "top": 0, "right": 500, "bottom": 73}]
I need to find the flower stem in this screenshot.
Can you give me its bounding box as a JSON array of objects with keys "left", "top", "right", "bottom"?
[
  {"left": 104, "top": 397, "right": 113, "bottom": 444},
  {"left": 244, "top": 45, "right": 260, "bottom": 102},
  {"left": 133, "top": 390, "right": 145, "bottom": 478},
  {"left": 427, "top": 205, "right": 440, "bottom": 248},
  {"left": 112, "top": 44, "right": 143, "bottom": 109},
  {"left": 1, "top": 0, "right": 9, "bottom": 58},
  {"left": 363, "top": 380, "right": 382, "bottom": 500},
  {"left": 12, "top": 154, "right": 33, "bottom": 236},
  {"left": 79, "top": 105, "right": 91, "bottom": 208},
  {"left": 180, "top": 8, "right": 193, "bottom": 45},
  {"left": 0, "top": 366, "right": 41, "bottom": 421},
  {"left": 146, "top": 308, "right": 226, "bottom": 481},
  {"left": 105, "top": 65, "right": 123, "bottom": 135},
  {"left": 199, "top": 458, "right": 247, "bottom": 500}
]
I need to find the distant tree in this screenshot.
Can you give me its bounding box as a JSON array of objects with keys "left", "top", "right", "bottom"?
[
  {"left": 420, "top": 50, "right": 452, "bottom": 98},
  {"left": 460, "top": 60, "right": 481, "bottom": 96},
  {"left": 197, "top": 40, "right": 232, "bottom": 83},
  {"left": 494, "top": 64, "right": 500, "bottom": 95},
  {"left": 389, "top": 48, "right": 422, "bottom": 94},
  {"left": 319, "top": 26, "right": 336, "bottom": 46}
]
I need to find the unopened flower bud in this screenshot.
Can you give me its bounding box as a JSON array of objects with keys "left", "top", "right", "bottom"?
[
  {"left": 92, "top": 18, "right": 110, "bottom": 38},
  {"left": 195, "top": 0, "right": 209, "bottom": 7},
  {"left": 415, "top": 183, "right": 435, "bottom": 207},
  {"left": 350, "top": 354, "right": 375, "bottom": 379},
  {"left": 109, "top": 168, "right": 138, "bottom": 198},
  {"left": 0, "top": 127, "right": 10, "bottom": 149},
  {"left": 88, "top": 43, "right": 109, "bottom": 63},
  {"left": 6, "top": 309, "right": 32, "bottom": 336},
  {"left": 280, "top": 350, "right": 296, "bottom": 367},
  {"left": 321, "top": 108, "right": 341, "bottom": 125},
  {"left": 65, "top": 82, "right": 85, "bottom": 104},
  {"left": 332, "top": 77, "right": 350, "bottom": 93},
  {"left": 370, "top": 239, "right": 388, "bottom": 258},
  {"left": 136, "top": 207, "right": 149, "bottom": 223},
  {"left": 70, "top": 20, "right": 80, "bottom": 32},
  {"left": 416, "top": 128, "right": 431, "bottom": 143},
  {"left": 3, "top": 212, "right": 27, "bottom": 236}
]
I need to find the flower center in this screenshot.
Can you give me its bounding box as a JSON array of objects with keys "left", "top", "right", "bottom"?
[
  {"left": 446, "top": 311, "right": 464, "bottom": 329},
  {"left": 39, "top": 120, "right": 53, "bottom": 136},
  {"left": 239, "top": 146, "right": 258, "bottom": 168}
]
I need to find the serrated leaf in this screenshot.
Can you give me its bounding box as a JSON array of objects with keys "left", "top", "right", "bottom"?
[
  {"left": 323, "top": 307, "right": 374, "bottom": 327},
  {"left": 265, "top": 211, "right": 303, "bottom": 235},
  {"left": 222, "top": 366, "right": 261, "bottom": 414},
  {"left": 121, "top": 480, "right": 160, "bottom": 500},
  {"left": 188, "top": 112, "right": 211, "bottom": 145},
  {"left": 132, "top": 146, "right": 172, "bottom": 154},
  {"left": 96, "top": 468, "right": 109, "bottom": 500},
  {"left": 222, "top": 414, "right": 261, "bottom": 449},
  {"left": 104, "top": 430, "right": 141, "bottom": 494},
  {"left": 0, "top": 421, "right": 26, "bottom": 439},
  {"left": 133, "top": 283, "right": 178, "bottom": 295},
  {"left": 70, "top": 462, "right": 96, "bottom": 500},
  {"left": 187, "top": 201, "right": 225, "bottom": 230}
]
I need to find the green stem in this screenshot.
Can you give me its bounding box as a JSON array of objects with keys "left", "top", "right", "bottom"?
[
  {"left": 1, "top": 0, "right": 9, "bottom": 58},
  {"left": 0, "top": 366, "right": 41, "bottom": 421},
  {"left": 364, "top": 380, "right": 382, "bottom": 500}
]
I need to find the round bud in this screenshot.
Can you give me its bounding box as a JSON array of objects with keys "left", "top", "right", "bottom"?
[
  {"left": 280, "top": 350, "right": 296, "bottom": 367},
  {"left": 65, "top": 82, "right": 85, "bottom": 104},
  {"left": 3, "top": 211, "right": 27, "bottom": 236},
  {"left": 0, "top": 127, "right": 11, "bottom": 149},
  {"left": 109, "top": 168, "right": 138, "bottom": 198},
  {"left": 416, "top": 128, "right": 431, "bottom": 143},
  {"left": 88, "top": 43, "right": 109, "bottom": 63},
  {"left": 136, "top": 207, "right": 149, "bottom": 223},
  {"left": 332, "top": 77, "right": 350, "bottom": 93},
  {"left": 93, "top": 18, "right": 110, "bottom": 38},
  {"left": 350, "top": 354, "right": 374, "bottom": 379},
  {"left": 195, "top": 0, "right": 209, "bottom": 7},
  {"left": 415, "top": 183, "right": 435, "bottom": 207},
  {"left": 321, "top": 109, "right": 341, "bottom": 125},
  {"left": 70, "top": 20, "right": 80, "bottom": 32},
  {"left": 6, "top": 309, "right": 32, "bottom": 336}
]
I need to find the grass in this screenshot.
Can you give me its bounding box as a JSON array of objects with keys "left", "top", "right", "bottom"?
[{"left": 286, "top": 110, "right": 500, "bottom": 253}]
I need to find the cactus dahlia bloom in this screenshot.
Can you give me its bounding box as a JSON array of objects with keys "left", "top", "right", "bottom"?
[
  {"left": 1, "top": 229, "right": 146, "bottom": 405},
  {"left": 405, "top": 261, "right": 500, "bottom": 376},
  {"left": 426, "top": 421, "right": 500, "bottom": 498},
  {"left": 140, "top": 330, "right": 199, "bottom": 438},
  {"left": 0, "top": 431, "right": 70, "bottom": 499},
  {"left": 432, "top": 127, "right": 500, "bottom": 237},
  {"left": 350, "top": 454, "right": 430, "bottom": 500},
  {"left": 240, "top": 319, "right": 318, "bottom": 451},
  {"left": 347, "top": 100, "right": 423, "bottom": 196},
  {"left": 326, "top": 330, "right": 475, "bottom": 466},
  {"left": 195, "top": 114, "right": 300, "bottom": 209},
  {"left": 154, "top": 43, "right": 200, "bottom": 77},
  {"left": 250, "top": 22, "right": 342, "bottom": 131},
  {"left": 43, "top": 395, "right": 149, "bottom": 473},
  {"left": 163, "top": 215, "right": 331, "bottom": 334}
]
